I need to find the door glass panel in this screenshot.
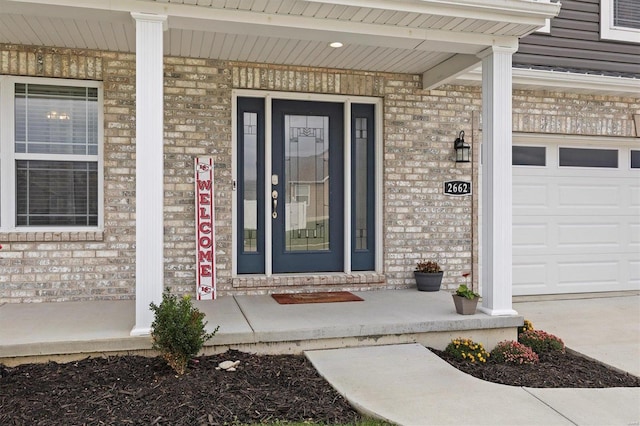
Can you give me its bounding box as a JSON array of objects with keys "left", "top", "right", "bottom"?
[
  {"left": 354, "top": 117, "right": 368, "bottom": 250},
  {"left": 351, "top": 104, "right": 374, "bottom": 271},
  {"left": 284, "top": 114, "right": 330, "bottom": 252},
  {"left": 243, "top": 112, "right": 258, "bottom": 252}
]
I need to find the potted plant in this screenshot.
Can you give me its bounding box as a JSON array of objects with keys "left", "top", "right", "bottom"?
[
  {"left": 414, "top": 260, "right": 443, "bottom": 292},
  {"left": 452, "top": 284, "right": 479, "bottom": 315}
]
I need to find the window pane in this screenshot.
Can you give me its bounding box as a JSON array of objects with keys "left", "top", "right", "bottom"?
[
  {"left": 615, "top": 0, "right": 640, "bottom": 29},
  {"left": 632, "top": 150, "right": 640, "bottom": 169},
  {"left": 243, "top": 112, "right": 258, "bottom": 253},
  {"left": 354, "top": 117, "right": 368, "bottom": 249},
  {"left": 15, "top": 83, "right": 99, "bottom": 155},
  {"left": 284, "top": 114, "right": 330, "bottom": 252},
  {"left": 513, "top": 146, "right": 546, "bottom": 166},
  {"left": 16, "top": 160, "right": 98, "bottom": 226},
  {"left": 559, "top": 148, "right": 618, "bottom": 168}
]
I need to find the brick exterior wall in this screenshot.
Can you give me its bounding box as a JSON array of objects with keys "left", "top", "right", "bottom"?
[{"left": 0, "top": 43, "right": 638, "bottom": 303}]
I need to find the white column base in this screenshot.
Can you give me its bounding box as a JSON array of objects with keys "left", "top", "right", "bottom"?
[
  {"left": 130, "top": 326, "right": 152, "bottom": 337},
  {"left": 478, "top": 306, "right": 518, "bottom": 316}
]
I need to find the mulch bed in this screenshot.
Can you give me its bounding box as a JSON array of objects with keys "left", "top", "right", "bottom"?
[
  {"left": 431, "top": 348, "right": 640, "bottom": 388},
  {"left": 1, "top": 347, "right": 638, "bottom": 425},
  {"left": 0, "top": 350, "right": 360, "bottom": 425}
]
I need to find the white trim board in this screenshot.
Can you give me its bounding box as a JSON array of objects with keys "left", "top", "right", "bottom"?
[{"left": 456, "top": 67, "right": 640, "bottom": 96}]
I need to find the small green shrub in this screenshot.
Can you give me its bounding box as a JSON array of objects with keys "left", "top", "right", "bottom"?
[
  {"left": 518, "top": 329, "right": 565, "bottom": 355},
  {"left": 490, "top": 340, "right": 539, "bottom": 365},
  {"left": 455, "top": 284, "right": 479, "bottom": 300},
  {"left": 150, "top": 288, "right": 219, "bottom": 374},
  {"left": 518, "top": 319, "right": 534, "bottom": 336},
  {"left": 445, "top": 337, "right": 489, "bottom": 363}
]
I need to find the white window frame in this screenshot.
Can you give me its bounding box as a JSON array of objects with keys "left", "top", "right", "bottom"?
[
  {"left": 0, "top": 76, "right": 104, "bottom": 232},
  {"left": 601, "top": 0, "right": 640, "bottom": 43}
]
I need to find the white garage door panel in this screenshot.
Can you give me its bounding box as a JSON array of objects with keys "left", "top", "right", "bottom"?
[
  {"left": 631, "top": 186, "right": 640, "bottom": 207},
  {"left": 631, "top": 261, "right": 640, "bottom": 284},
  {"left": 513, "top": 253, "right": 638, "bottom": 294},
  {"left": 512, "top": 184, "right": 547, "bottom": 208},
  {"left": 512, "top": 141, "right": 640, "bottom": 295},
  {"left": 557, "top": 260, "right": 621, "bottom": 286},
  {"left": 513, "top": 262, "right": 548, "bottom": 290},
  {"left": 514, "top": 216, "right": 633, "bottom": 256},
  {"left": 631, "top": 224, "right": 640, "bottom": 246},
  {"left": 558, "top": 184, "right": 620, "bottom": 207},
  {"left": 557, "top": 223, "right": 620, "bottom": 248},
  {"left": 513, "top": 224, "right": 547, "bottom": 248}
]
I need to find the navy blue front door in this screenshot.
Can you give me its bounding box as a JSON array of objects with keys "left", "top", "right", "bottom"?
[{"left": 271, "top": 100, "right": 344, "bottom": 273}]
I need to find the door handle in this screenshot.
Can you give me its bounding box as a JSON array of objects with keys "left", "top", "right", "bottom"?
[{"left": 272, "top": 190, "right": 278, "bottom": 219}]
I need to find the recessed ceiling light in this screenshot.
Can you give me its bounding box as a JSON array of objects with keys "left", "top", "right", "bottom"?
[{"left": 329, "top": 42, "right": 343, "bottom": 48}]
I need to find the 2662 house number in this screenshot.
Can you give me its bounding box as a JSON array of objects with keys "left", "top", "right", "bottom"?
[{"left": 443, "top": 181, "right": 472, "bottom": 196}]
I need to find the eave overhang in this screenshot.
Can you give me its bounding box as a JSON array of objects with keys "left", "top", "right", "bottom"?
[{"left": 0, "top": 0, "right": 561, "bottom": 79}]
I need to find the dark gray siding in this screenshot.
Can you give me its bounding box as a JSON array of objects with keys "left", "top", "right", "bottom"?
[{"left": 514, "top": 0, "right": 640, "bottom": 77}]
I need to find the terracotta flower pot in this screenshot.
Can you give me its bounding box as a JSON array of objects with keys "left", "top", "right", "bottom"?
[{"left": 452, "top": 294, "right": 479, "bottom": 315}]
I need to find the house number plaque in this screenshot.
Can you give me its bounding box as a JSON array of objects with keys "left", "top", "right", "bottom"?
[{"left": 443, "top": 180, "right": 472, "bottom": 196}]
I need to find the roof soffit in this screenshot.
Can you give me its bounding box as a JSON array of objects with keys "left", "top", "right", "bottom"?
[
  {"left": 0, "top": 0, "right": 561, "bottom": 74},
  {"left": 3, "top": 0, "right": 560, "bottom": 39}
]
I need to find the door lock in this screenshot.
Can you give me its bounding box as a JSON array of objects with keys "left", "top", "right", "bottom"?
[{"left": 272, "top": 189, "right": 278, "bottom": 219}]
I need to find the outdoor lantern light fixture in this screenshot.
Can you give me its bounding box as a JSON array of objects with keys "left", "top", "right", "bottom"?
[{"left": 454, "top": 130, "right": 470, "bottom": 163}]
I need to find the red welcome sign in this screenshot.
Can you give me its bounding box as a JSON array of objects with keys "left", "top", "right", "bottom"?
[{"left": 195, "top": 157, "right": 216, "bottom": 300}]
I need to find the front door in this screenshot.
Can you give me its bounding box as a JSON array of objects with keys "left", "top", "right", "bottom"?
[
  {"left": 238, "top": 99, "right": 345, "bottom": 273},
  {"left": 271, "top": 100, "right": 344, "bottom": 273}
]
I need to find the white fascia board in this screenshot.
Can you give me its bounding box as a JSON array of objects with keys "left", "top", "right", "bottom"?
[
  {"left": 302, "top": 0, "right": 561, "bottom": 23},
  {"left": 5, "top": 0, "right": 562, "bottom": 22},
  {"left": 457, "top": 67, "right": 640, "bottom": 96},
  {"left": 423, "top": 53, "right": 481, "bottom": 90}
]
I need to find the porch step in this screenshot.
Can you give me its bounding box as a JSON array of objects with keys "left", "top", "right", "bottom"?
[{"left": 0, "top": 290, "right": 522, "bottom": 366}]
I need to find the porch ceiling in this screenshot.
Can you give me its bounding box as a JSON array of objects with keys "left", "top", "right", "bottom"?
[{"left": 0, "top": 0, "right": 559, "bottom": 75}]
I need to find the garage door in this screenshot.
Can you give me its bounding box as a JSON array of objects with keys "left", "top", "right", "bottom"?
[{"left": 512, "top": 138, "right": 640, "bottom": 295}]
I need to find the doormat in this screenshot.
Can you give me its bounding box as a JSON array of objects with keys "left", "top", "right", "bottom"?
[{"left": 271, "top": 291, "right": 364, "bottom": 305}]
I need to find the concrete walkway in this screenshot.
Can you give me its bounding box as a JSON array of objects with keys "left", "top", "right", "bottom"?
[
  {"left": 306, "top": 293, "right": 640, "bottom": 426},
  {"left": 306, "top": 344, "right": 640, "bottom": 426}
]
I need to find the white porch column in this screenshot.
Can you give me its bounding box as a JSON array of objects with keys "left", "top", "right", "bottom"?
[
  {"left": 478, "top": 46, "right": 518, "bottom": 316},
  {"left": 131, "top": 13, "right": 167, "bottom": 336}
]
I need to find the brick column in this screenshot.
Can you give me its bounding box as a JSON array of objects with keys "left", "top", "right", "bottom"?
[
  {"left": 478, "top": 46, "right": 518, "bottom": 316},
  {"left": 131, "top": 12, "right": 167, "bottom": 336}
]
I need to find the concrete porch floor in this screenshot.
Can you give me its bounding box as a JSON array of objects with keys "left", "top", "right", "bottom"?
[{"left": 0, "top": 289, "right": 522, "bottom": 366}]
